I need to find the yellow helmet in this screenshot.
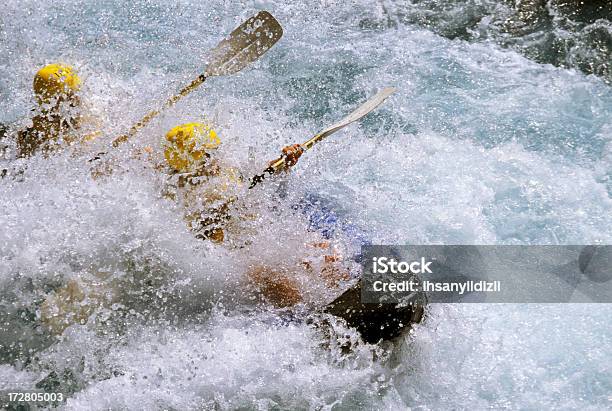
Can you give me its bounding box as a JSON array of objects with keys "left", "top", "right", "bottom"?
[
  {"left": 33, "top": 63, "right": 81, "bottom": 104},
  {"left": 164, "top": 122, "right": 220, "bottom": 172}
]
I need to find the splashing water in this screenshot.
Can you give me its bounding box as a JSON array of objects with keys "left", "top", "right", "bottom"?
[{"left": 1, "top": 0, "right": 611, "bottom": 409}]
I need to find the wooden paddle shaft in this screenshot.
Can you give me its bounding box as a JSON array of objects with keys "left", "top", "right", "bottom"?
[{"left": 111, "top": 75, "right": 206, "bottom": 147}]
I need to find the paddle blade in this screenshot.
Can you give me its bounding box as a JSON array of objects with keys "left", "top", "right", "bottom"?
[
  {"left": 319, "top": 87, "right": 396, "bottom": 137},
  {"left": 303, "top": 87, "right": 396, "bottom": 150},
  {"left": 249, "top": 87, "right": 397, "bottom": 189},
  {"left": 205, "top": 11, "right": 283, "bottom": 77}
]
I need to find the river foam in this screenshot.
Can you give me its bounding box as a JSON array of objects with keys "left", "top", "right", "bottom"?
[{"left": 1, "top": 1, "right": 611, "bottom": 409}]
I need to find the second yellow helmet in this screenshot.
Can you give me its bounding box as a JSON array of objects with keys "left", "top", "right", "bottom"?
[
  {"left": 33, "top": 63, "right": 81, "bottom": 104},
  {"left": 164, "top": 122, "right": 220, "bottom": 173}
]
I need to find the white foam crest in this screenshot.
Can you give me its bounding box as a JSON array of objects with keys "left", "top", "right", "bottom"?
[
  {"left": 60, "top": 311, "right": 391, "bottom": 410},
  {"left": 1, "top": 1, "right": 611, "bottom": 409},
  {"left": 396, "top": 304, "right": 612, "bottom": 408}
]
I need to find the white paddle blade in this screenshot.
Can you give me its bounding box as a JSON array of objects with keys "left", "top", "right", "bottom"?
[
  {"left": 205, "top": 11, "right": 283, "bottom": 77},
  {"left": 303, "top": 87, "right": 396, "bottom": 150},
  {"left": 320, "top": 87, "right": 396, "bottom": 137}
]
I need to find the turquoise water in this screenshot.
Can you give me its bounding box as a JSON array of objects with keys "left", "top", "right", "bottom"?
[{"left": 1, "top": 1, "right": 611, "bottom": 409}]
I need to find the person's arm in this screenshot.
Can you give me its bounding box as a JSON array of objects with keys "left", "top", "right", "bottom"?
[{"left": 16, "top": 124, "right": 39, "bottom": 158}]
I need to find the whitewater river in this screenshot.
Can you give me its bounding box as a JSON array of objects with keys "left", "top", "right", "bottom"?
[{"left": 1, "top": 1, "right": 611, "bottom": 409}]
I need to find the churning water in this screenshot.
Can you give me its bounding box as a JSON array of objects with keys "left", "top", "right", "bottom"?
[{"left": 1, "top": 1, "right": 611, "bottom": 409}]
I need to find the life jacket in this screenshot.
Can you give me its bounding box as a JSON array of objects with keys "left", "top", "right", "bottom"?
[
  {"left": 164, "top": 159, "right": 244, "bottom": 243},
  {"left": 16, "top": 104, "right": 83, "bottom": 158}
]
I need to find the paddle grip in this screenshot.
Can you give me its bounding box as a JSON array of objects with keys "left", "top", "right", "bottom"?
[
  {"left": 248, "top": 165, "right": 276, "bottom": 189},
  {"left": 249, "top": 144, "right": 305, "bottom": 189}
]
